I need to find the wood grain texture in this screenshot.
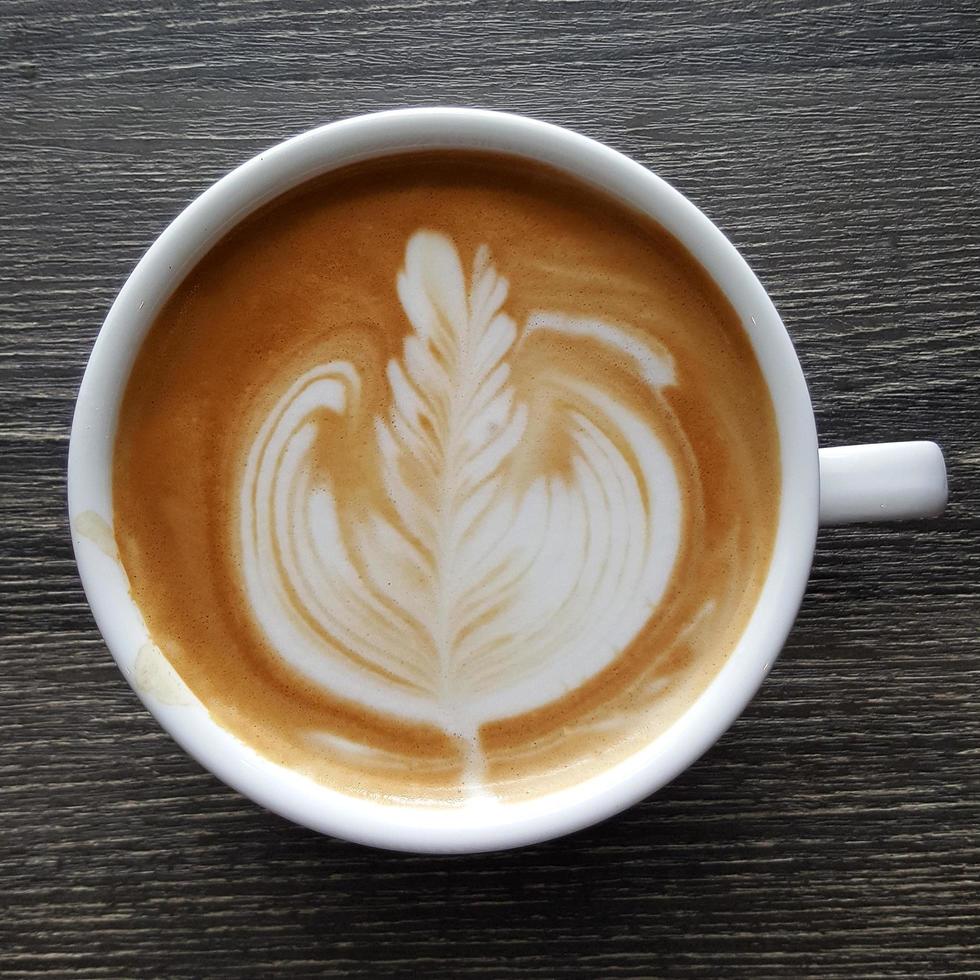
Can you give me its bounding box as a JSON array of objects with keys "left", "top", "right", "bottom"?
[{"left": 1, "top": 0, "right": 978, "bottom": 976}]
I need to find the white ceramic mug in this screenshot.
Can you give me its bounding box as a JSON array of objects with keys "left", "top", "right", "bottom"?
[{"left": 68, "top": 108, "right": 948, "bottom": 853}]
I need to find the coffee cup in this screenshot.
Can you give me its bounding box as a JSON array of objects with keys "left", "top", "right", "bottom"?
[{"left": 69, "top": 108, "right": 947, "bottom": 852}]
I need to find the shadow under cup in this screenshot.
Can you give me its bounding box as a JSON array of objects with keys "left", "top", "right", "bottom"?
[{"left": 69, "top": 109, "right": 819, "bottom": 853}]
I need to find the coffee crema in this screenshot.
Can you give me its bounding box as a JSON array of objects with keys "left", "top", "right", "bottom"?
[{"left": 113, "top": 152, "right": 780, "bottom": 804}]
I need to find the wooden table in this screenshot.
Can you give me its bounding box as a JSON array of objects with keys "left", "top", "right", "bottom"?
[{"left": 2, "top": 1, "right": 977, "bottom": 976}]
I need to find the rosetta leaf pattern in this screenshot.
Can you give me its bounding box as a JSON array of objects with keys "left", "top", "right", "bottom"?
[{"left": 240, "top": 230, "right": 682, "bottom": 738}]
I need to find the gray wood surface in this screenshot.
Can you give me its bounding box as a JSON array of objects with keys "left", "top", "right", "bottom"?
[{"left": 2, "top": 1, "right": 978, "bottom": 976}]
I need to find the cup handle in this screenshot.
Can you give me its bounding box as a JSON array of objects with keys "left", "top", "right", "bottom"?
[{"left": 818, "top": 441, "right": 948, "bottom": 526}]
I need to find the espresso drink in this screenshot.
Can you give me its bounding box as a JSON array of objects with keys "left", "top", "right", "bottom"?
[{"left": 114, "top": 152, "right": 780, "bottom": 804}]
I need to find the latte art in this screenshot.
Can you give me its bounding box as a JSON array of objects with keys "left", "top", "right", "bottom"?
[
  {"left": 113, "top": 152, "right": 780, "bottom": 804},
  {"left": 240, "top": 230, "right": 687, "bottom": 772}
]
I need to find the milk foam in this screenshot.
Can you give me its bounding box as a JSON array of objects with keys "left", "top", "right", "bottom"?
[
  {"left": 114, "top": 152, "right": 781, "bottom": 804},
  {"left": 240, "top": 230, "right": 687, "bottom": 772}
]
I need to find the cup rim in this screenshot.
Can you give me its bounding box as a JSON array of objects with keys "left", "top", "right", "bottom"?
[{"left": 68, "top": 107, "right": 818, "bottom": 853}]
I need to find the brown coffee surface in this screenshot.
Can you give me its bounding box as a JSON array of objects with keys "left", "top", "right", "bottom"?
[{"left": 113, "top": 152, "right": 780, "bottom": 804}]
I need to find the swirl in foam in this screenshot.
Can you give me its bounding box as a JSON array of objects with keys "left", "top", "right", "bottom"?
[{"left": 240, "top": 231, "right": 688, "bottom": 781}]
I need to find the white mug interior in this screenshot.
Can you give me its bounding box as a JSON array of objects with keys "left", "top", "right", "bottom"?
[{"left": 68, "top": 108, "right": 819, "bottom": 853}]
